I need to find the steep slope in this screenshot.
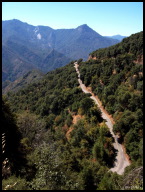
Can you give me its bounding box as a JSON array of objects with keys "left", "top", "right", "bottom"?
[
  {"left": 2, "top": 31, "right": 143, "bottom": 190},
  {"left": 2, "top": 97, "right": 27, "bottom": 179},
  {"left": 79, "top": 31, "right": 143, "bottom": 164},
  {"left": 2, "top": 19, "right": 119, "bottom": 83},
  {"left": 2, "top": 44, "right": 37, "bottom": 82},
  {"left": 74, "top": 62, "right": 130, "bottom": 175},
  {"left": 54, "top": 24, "right": 119, "bottom": 59},
  {"left": 2, "top": 19, "right": 53, "bottom": 55},
  {"left": 40, "top": 49, "right": 71, "bottom": 72},
  {"left": 90, "top": 31, "right": 143, "bottom": 60},
  {"left": 5, "top": 60, "right": 118, "bottom": 189},
  {"left": 2, "top": 19, "right": 71, "bottom": 82},
  {"left": 2, "top": 69, "right": 44, "bottom": 94},
  {"left": 2, "top": 40, "right": 71, "bottom": 83}
]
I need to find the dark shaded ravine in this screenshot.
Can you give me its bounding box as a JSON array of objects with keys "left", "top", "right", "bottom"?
[{"left": 74, "top": 62, "right": 130, "bottom": 175}]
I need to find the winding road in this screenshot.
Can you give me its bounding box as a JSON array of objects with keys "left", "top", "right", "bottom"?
[{"left": 74, "top": 62, "right": 130, "bottom": 175}]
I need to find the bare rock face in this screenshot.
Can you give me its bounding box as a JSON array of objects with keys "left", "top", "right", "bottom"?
[
  {"left": 121, "top": 167, "right": 143, "bottom": 190},
  {"left": 87, "top": 55, "right": 97, "bottom": 61}
]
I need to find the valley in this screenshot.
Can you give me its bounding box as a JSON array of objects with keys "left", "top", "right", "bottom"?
[
  {"left": 2, "top": 30, "right": 143, "bottom": 190},
  {"left": 2, "top": 19, "right": 119, "bottom": 84}
]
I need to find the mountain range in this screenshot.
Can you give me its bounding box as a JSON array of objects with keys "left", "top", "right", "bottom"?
[
  {"left": 2, "top": 19, "right": 120, "bottom": 83},
  {"left": 104, "top": 35, "right": 127, "bottom": 41}
]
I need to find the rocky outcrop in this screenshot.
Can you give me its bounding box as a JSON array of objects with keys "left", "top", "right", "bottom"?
[
  {"left": 121, "top": 166, "right": 143, "bottom": 190},
  {"left": 87, "top": 55, "right": 97, "bottom": 61}
]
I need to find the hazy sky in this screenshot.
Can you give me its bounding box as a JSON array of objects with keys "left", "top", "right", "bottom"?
[{"left": 2, "top": 2, "right": 143, "bottom": 36}]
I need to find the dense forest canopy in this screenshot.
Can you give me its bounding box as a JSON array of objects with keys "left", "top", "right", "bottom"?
[
  {"left": 2, "top": 31, "right": 143, "bottom": 190},
  {"left": 79, "top": 31, "right": 143, "bottom": 163}
]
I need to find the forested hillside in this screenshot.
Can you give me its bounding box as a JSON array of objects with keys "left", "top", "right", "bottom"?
[
  {"left": 80, "top": 31, "right": 143, "bottom": 163},
  {"left": 2, "top": 62, "right": 117, "bottom": 190},
  {"left": 2, "top": 69, "right": 44, "bottom": 94},
  {"left": 2, "top": 31, "right": 143, "bottom": 190}
]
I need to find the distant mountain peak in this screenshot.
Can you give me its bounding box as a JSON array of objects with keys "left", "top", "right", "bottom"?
[
  {"left": 78, "top": 24, "right": 89, "bottom": 27},
  {"left": 77, "top": 24, "right": 90, "bottom": 30},
  {"left": 76, "top": 24, "right": 99, "bottom": 35},
  {"left": 104, "top": 34, "right": 127, "bottom": 41},
  {"left": 12, "top": 19, "right": 21, "bottom": 22}
]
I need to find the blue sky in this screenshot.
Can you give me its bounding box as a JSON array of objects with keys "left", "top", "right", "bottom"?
[{"left": 2, "top": 2, "right": 143, "bottom": 36}]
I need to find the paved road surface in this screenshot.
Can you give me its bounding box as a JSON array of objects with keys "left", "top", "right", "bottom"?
[{"left": 74, "top": 62, "right": 130, "bottom": 175}]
